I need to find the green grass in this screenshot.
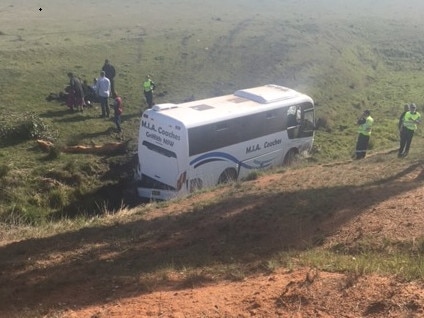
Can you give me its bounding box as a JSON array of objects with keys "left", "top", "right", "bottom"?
[
  {"left": 295, "top": 240, "right": 424, "bottom": 282},
  {"left": 1, "top": 1, "right": 424, "bottom": 223},
  {"left": 3, "top": 3, "right": 424, "bottom": 317}
]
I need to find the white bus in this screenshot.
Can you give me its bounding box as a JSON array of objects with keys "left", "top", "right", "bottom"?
[{"left": 136, "top": 84, "right": 315, "bottom": 200}]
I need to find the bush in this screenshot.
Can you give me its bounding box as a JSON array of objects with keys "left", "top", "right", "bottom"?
[
  {"left": 0, "top": 111, "right": 56, "bottom": 145},
  {"left": 47, "top": 145, "right": 61, "bottom": 160},
  {"left": 0, "top": 164, "right": 10, "bottom": 178},
  {"left": 49, "top": 188, "right": 69, "bottom": 209},
  {"left": 315, "top": 116, "right": 333, "bottom": 132},
  {"left": 244, "top": 171, "right": 260, "bottom": 181}
]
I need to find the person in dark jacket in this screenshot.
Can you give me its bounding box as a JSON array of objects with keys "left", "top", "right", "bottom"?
[
  {"left": 398, "top": 104, "right": 409, "bottom": 132},
  {"left": 102, "top": 59, "right": 116, "bottom": 94},
  {"left": 67, "top": 72, "right": 85, "bottom": 112},
  {"left": 82, "top": 80, "right": 97, "bottom": 106}
]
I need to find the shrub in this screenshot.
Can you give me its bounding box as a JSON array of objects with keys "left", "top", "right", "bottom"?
[
  {"left": 244, "top": 170, "right": 260, "bottom": 181},
  {"left": 0, "top": 111, "right": 56, "bottom": 145},
  {"left": 0, "top": 164, "right": 10, "bottom": 178},
  {"left": 48, "top": 188, "right": 69, "bottom": 209},
  {"left": 46, "top": 145, "right": 61, "bottom": 160},
  {"left": 315, "top": 116, "right": 332, "bottom": 132}
]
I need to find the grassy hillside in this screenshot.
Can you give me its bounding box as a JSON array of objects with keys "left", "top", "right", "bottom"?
[
  {"left": 1, "top": 2, "right": 424, "bottom": 316},
  {"left": 1, "top": 0, "right": 424, "bottom": 222},
  {"left": 1, "top": 144, "right": 424, "bottom": 317}
]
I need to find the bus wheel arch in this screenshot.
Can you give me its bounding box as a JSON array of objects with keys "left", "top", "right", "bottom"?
[
  {"left": 283, "top": 148, "right": 299, "bottom": 166},
  {"left": 217, "top": 168, "right": 238, "bottom": 184}
]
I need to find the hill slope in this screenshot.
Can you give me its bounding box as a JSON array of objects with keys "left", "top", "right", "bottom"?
[{"left": 1, "top": 151, "right": 423, "bottom": 317}]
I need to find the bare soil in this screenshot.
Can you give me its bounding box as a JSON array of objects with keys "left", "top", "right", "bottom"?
[{"left": 1, "top": 155, "right": 424, "bottom": 318}]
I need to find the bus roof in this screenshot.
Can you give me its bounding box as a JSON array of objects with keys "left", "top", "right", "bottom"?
[{"left": 147, "top": 84, "right": 312, "bottom": 128}]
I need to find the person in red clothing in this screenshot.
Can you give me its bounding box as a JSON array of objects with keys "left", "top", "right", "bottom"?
[{"left": 112, "top": 91, "right": 123, "bottom": 132}]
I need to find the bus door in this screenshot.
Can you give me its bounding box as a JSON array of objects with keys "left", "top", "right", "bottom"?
[{"left": 287, "top": 103, "right": 314, "bottom": 139}]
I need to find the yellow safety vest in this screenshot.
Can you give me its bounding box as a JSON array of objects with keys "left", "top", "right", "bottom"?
[
  {"left": 358, "top": 116, "right": 373, "bottom": 136},
  {"left": 403, "top": 111, "right": 421, "bottom": 131},
  {"left": 143, "top": 80, "right": 154, "bottom": 92}
]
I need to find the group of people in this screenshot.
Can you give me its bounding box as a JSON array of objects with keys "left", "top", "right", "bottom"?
[
  {"left": 66, "top": 59, "right": 157, "bottom": 133},
  {"left": 66, "top": 59, "right": 117, "bottom": 113},
  {"left": 354, "top": 103, "right": 421, "bottom": 160}
]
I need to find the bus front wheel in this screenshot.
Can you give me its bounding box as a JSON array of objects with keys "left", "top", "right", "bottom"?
[
  {"left": 218, "top": 168, "right": 238, "bottom": 184},
  {"left": 283, "top": 149, "right": 299, "bottom": 166}
]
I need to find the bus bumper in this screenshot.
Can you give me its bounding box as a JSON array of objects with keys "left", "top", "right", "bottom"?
[{"left": 136, "top": 187, "right": 178, "bottom": 201}]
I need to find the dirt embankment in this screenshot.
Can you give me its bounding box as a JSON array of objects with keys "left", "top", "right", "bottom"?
[{"left": 1, "top": 156, "right": 424, "bottom": 318}]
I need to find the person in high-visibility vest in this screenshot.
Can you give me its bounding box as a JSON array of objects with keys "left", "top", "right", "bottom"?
[
  {"left": 355, "top": 109, "right": 373, "bottom": 159},
  {"left": 398, "top": 103, "right": 421, "bottom": 158},
  {"left": 398, "top": 104, "right": 410, "bottom": 133},
  {"left": 143, "top": 75, "right": 156, "bottom": 108}
]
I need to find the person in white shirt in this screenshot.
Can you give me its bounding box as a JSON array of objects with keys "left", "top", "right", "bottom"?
[{"left": 94, "top": 71, "right": 111, "bottom": 117}]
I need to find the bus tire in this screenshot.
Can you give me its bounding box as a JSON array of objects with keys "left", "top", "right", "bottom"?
[
  {"left": 190, "top": 178, "right": 203, "bottom": 192},
  {"left": 283, "top": 149, "right": 299, "bottom": 166},
  {"left": 218, "top": 168, "right": 238, "bottom": 184}
]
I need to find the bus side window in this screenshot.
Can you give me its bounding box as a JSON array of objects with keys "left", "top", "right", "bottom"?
[{"left": 302, "top": 109, "right": 315, "bottom": 132}]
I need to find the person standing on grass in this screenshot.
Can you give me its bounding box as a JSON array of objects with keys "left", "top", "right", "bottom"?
[
  {"left": 398, "top": 104, "right": 409, "bottom": 132},
  {"left": 112, "top": 91, "right": 123, "bottom": 133},
  {"left": 397, "top": 104, "right": 409, "bottom": 153},
  {"left": 398, "top": 103, "right": 421, "bottom": 158},
  {"left": 94, "top": 71, "right": 111, "bottom": 117},
  {"left": 67, "top": 72, "right": 85, "bottom": 112},
  {"left": 143, "top": 74, "right": 156, "bottom": 108},
  {"left": 102, "top": 59, "right": 116, "bottom": 94},
  {"left": 355, "top": 109, "right": 373, "bottom": 159}
]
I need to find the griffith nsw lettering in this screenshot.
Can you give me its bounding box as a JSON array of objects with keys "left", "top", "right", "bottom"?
[{"left": 142, "top": 121, "right": 181, "bottom": 147}]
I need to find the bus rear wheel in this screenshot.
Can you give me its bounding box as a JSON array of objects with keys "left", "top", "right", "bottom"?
[{"left": 218, "top": 168, "right": 238, "bottom": 184}]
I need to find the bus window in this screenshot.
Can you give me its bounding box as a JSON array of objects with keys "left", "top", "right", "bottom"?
[
  {"left": 216, "top": 122, "right": 228, "bottom": 131},
  {"left": 287, "top": 105, "right": 300, "bottom": 139},
  {"left": 287, "top": 103, "right": 315, "bottom": 139},
  {"left": 142, "top": 141, "right": 177, "bottom": 158},
  {"left": 300, "top": 108, "right": 315, "bottom": 136}
]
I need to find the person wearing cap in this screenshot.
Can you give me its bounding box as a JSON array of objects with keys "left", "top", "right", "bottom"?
[
  {"left": 355, "top": 109, "right": 374, "bottom": 159},
  {"left": 398, "top": 103, "right": 421, "bottom": 158}
]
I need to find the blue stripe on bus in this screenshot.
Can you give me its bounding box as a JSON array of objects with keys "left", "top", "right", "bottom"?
[
  {"left": 253, "top": 158, "right": 274, "bottom": 168},
  {"left": 190, "top": 152, "right": 275, "bottom": 170},
  {"left": 193, "top": 158, "right": 226, "bottom": 169}
]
